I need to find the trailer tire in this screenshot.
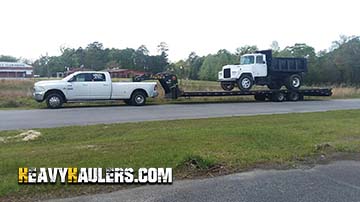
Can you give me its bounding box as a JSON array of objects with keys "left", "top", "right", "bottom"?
[
  {"left": 238, "top": 75, "right": 253, "bottom": 91},
  {"left": 130, "top": 91, "right": 147, "bottom": 106},
  {"left": 46, "top": 93, "right": 64, "bottom": 109},
  {"left": 271, "top": 92, "right": 285, "bottom": 102},
  {"left": 254, "top": 94, "right": 266, "bottom": 101},
  {"left": 287, "top": 92, "right": 300, "bottom": 101},
  {"left": 286, "top": 74, "right": 302, "bottom": 90},
  {"left": 221, "top": 82, "right": 235, "bottom": 91}
]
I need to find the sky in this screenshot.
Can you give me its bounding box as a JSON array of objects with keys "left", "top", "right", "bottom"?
[{"left": 0, "top": 0, "right": 359, "bottom": 62}]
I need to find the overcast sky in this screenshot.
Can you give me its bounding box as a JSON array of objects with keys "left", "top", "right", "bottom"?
[{"left": 0, "top": 0, "right": 359, "bottom": 62}]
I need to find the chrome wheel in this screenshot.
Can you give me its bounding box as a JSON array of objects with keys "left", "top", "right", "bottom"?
[
  {"left": 46, "top": 93, "right": 63, "bottom": 109},
  {"left": 135, "top": 95, "right": 145, "bottom": 104},
  {"left": 49, "top": 96, "right": 61, "bottom": 107},
  {"left": 241, "top": 78, "right": 251, "bottom": 89},
  {"left": 292, "top": 77, "right": 300, "bottom": 88}
]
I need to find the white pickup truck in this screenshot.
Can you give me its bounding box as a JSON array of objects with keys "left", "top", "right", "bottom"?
[{"left": 33, "top": 71, "right": 158, "bottom": 108}]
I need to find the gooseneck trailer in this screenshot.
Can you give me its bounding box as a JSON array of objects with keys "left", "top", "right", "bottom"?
[{"left": 133, "top": 72, "right": 332, "bottom": 102}]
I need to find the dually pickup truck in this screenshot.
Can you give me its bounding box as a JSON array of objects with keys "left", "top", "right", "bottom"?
[{"left": 33, "top": 71, "right": 158, "bottom": 108}]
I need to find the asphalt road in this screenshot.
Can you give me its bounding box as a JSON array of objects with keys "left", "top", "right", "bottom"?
[
  {"left": 49, "top": 160, "right": 360, "bottom": 202},
  {"left": 1, "top": 99, "right": 360, "bottom": 131}
]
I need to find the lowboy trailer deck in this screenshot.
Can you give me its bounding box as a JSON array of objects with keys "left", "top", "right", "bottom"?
[{"left": 134, "top": 72, "right": 332, "bottom": 102}]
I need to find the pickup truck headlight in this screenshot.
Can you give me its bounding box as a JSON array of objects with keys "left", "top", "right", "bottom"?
[{"left": 34, "top": 86, "right": 45, "bottom": 92}]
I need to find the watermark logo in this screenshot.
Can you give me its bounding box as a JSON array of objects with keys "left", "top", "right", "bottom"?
[{"left": 18, "top": 167, "right": 172, "bottom": 184}]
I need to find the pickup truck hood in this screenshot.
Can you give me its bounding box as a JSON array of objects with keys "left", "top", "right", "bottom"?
[{"left": 35, "top": 80, "right": 66, "bottom": 86}]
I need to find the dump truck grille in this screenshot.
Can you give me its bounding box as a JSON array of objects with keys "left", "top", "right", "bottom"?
[{"left": 223, "top": 68, "right": 231, "bottom": 78}]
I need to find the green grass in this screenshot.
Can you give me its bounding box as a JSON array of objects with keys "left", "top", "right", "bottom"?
[
  {"left": 1, "top": 110, "right": 360, "bottom": 200},
  {"left": 0, "top": 78, "right": 360, "bottom": 109}
]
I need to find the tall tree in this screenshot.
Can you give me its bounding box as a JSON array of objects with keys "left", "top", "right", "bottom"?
[{"left": 235, "top": 45, "right": 258, "bottom": 56}]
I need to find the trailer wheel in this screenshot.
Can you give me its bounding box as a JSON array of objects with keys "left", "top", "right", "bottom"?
[
  {"left": 238, "top": 75, "right": 253, "bottom": 91},
  {"left": 287, "top": 92, "right": 300, "bottom": 101},
  {"left": 286, "top": 74, "right": 302, "bottom": 90},
  {"left": 254, "top": 94, "right": 266, "bottom": 101},
  {"left": 46, "top": 93, "right": 64, "bottom": 109},
  {"left": 271, "top": 92, "right": 285, "bottom": 102},
  {"left": 221, "top": 82, "right": 235, "bottom": 91},
  {"left": 130, "top": 91, "right": 146, "bottom": 106}
]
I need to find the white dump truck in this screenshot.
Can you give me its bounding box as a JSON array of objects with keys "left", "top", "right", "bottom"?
[{"left": 218, "top": 50, "right": 307, "bottom": 91}]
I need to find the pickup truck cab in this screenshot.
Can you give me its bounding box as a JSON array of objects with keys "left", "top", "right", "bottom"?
[{"left": 33, "top": 71, "right": 158, "bottom": 108}]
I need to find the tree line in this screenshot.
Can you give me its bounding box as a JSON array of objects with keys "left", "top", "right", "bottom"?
[
  {"left": 1, "top": 35, "right": 359, "bottom": 85},
  {"left": 30, "top": 41, "right": 170, "bottom": 77}
]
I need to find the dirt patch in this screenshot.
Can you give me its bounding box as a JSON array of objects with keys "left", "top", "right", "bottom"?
[
  {"left": 1, "top": 130, "right": 42, "bottom": 143},
  {"left": 176, "top": 155, "right": 231, "bottom": 178}
]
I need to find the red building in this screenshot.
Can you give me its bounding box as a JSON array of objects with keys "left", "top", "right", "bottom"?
[
  {"left": 107, "top": 69, "right": 147, "bottom": 78},
  {"left": 0, "top": 62, "right": 33, "bottom": 78}
]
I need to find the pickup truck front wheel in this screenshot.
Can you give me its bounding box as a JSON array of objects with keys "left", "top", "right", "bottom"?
[
  {"left": 130, "top": 91, "right": 146, "bottom": 106},
  {"left": 46, "top": 93, "right": 64, "bottom": 109}
]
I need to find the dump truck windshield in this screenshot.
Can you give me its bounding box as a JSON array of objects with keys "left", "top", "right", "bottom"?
[{"left": 240, "top": 56, "right": 255, "bottom": 65}]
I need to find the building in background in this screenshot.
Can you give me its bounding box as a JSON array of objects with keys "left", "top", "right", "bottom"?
[{"left": 0, "top": 62, "right": 33, "bottom": 78}]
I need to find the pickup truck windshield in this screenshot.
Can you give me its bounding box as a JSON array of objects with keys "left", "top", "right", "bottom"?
[
  {"left": 62, "top": 74, "right": 73, "bottom": 81},
  {"left": 240, "top": 56, "right": 255, "bottom": 65}
]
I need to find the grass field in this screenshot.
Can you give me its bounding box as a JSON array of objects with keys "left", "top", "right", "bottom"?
[
  {"left": 0, "top": 78, "right": 359, "bottom": 109},
  {"left": 1, "top": 110, "right": 360, "bottom": 200}
]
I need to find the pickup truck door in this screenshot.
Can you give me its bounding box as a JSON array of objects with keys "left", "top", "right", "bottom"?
[
  {"left": 88, "top": 73, "right": 112, "bottom": 99},
  {"left": 66, "top": 73, "right": 91, "bottom": 99},
  {"left": 253, "top": 55, "right": 267, "bottom": 77}
]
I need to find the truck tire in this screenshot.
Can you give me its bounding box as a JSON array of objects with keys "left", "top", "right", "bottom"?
[
  {"left": 237, "top": 75, "right": 253, "bottom": 91},
  {"left": 267, "top": 82, "right": 282, "bottom": 90},
  {"left": 221, "top": 82, "right": 235, "bottom": 91},
  {"left": 286, "top": 74, "right": 302, "bottom": 90},
  {"left": 287, "top": 92, "right": 300, "bottom": 101},
  {"left": 130, "top": 91, "right": 146, "bottom": 106},
  {"left": 271, "top": 92, "right": 285, "bottom": 102},
  {"left": 46, "top": 93, "right": 64, "bottom": 109},
  {"left": 254, "top": 94, "right": 266, "bottom": 101}
]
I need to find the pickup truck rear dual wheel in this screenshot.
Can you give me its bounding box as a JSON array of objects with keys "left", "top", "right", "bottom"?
[
  {"left": 221, "top": 82, "right": 235, "bottom": 91},
  {"left": 46, "top": 93, "right": 64, "bottom": 109},
  {"left": 130, "top": 91, "right": 146, "bottom": 106},
  {"left": 238, "top": 75, "right": 253, "bottom": 91},
  {"left": 286, "top": 74, "right": 302, "bottom": 90}
]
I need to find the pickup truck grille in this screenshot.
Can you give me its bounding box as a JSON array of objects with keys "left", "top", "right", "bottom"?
[{"left": 223, "top": 68, "right": 231, "bottom": 78}]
